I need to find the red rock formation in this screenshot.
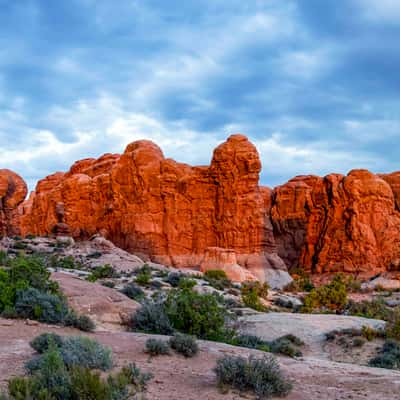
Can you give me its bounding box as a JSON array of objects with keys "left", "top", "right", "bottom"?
[
  {"left": 271, "top": 170, "right": 400, "bottom": 274},
  {"left": 6, "top": 134, "right": 400, "bottom": 279},
  {"left": 0, "top": 169, "right": 27, "bottom": 236},
  {"left": 17, "top": 135, "right": 287, "bottom": 283}
]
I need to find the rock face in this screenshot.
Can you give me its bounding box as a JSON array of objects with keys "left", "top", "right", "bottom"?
[
  {"left": 0, "top": 169, "right": 27, "bottom": 236},
  {"left": 271, "top": 170, "right": 400, "bottom": 273},
  {"left": 17, "top": 135, "right": 286, "bottom": 282},
  {"left": 4, "top": 135, "right": 400, "bottom": 279}
]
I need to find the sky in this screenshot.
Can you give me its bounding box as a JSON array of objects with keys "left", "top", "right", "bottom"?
[{"left": 0, "top": 0, "right": 399, "bottom": 191}]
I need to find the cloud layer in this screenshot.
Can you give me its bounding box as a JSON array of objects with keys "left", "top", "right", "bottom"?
[{"left": 1, "top": 0, "right": 399, "bottom": 191}]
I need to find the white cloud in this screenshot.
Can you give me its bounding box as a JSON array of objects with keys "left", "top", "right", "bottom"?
[{"left": 356, "top": 0, "right": 400, "bottom": 23}]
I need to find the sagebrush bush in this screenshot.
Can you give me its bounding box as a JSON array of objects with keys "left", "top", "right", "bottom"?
[
  {"left": 130, "top": 300, "right": 174, "bottom": 335},
  {"left": 369, "top": 339, "right": 400, "bottom": 370},
  {"left": 60, "top": 336, "right": 113, "bottom": 371},
  {"left": 230, "top": 334, "right": 268, "bottom": 350},
  {"left": 214, "top": 355, "right": 292, "bottom": 399},
  {"left": 27, "top": 335, "right": 113, "bottom": 373},
  {"left": 302, "top": 274, "right": 347, "bottom": 312},
  {"left": 70, "top": 314, "right": 96, "bottom": 332},
  {"left": 145, "top": 338, "right": 170, "bottom": 356},
  {"left": 15, "top": 288, "right": 69, "bottom": 323},
  {"left": 169, "top": 333, "right": 198, "bottom": 358},
  {"left": 3, "top": 333, "right": 152, "bottom": 400},
  {"left": 121, "top": 283, "right": 145, "bottom": 302},
  {"left": 64, "top": 310, "right": 96, "bottom": 332},
  {"left": 30, "top": 332, "right": 64, "bottom": 353},
  {"left": 165, "top": 272, "right": 182, "bottom": 287},
  {"left": 269, "top": 337, "right": 302, "bottom": 358},
  {"left": 0, "top": 254, "right": 58, "bottom": 313}
]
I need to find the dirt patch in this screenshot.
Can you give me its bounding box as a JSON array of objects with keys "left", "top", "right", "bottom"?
[{"left": 1, "top": 319, "right": 400, "bottom": 400}]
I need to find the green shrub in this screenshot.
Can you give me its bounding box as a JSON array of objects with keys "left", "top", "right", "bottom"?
[
  {"left": 70, "top": 367, "right": 111, "bottom": 399},
  {"left": 204, "top": 270, "right": 232, "bottom": 290},
  {"left": 15, "top": 288, "right": 69, "bottom": 324},
  {"left": 87, "top": 265, "right": 117, "bottom": 282},
  {"left": 361, "top": 325, "right": 379, "bottom": 341},
  {"left": 286, "top": 269, "right": 314, "bottom": 292},
  {"left": 60, "top": 310, "right": 96, "bottom": 333},
  {"left": 3, "top": 333, "right": 152, "bottom": 400},
  {"left": 60, "top": 336, "right": 113, "bottom": 371},
  {"left": 130, "top": 300, "right": 174, "bottom": 335},
  {"left": 386, "top": 312, "right": 400, "bottom": 341},
  {"left": 169, "top": 333, "right": 198, "bottom": 358},
  {"left": 230, "top": 334, "right": 268, "bottom": 350},
  {"left": 121, "top": 283, "right": 145, "bottom": 302},
  {"left": 165, "top": 272, "right": 182, "bottom": 287},
  {"left": 28, "top": 346, "right": 71, "bottom": 399},
  {"left": 165, "top": 288, "right": 227, "bottom": 340},
  {"left": 177, "top": 277, "right": 196, "bottom": 289},
  {"left": 346, "top": 298, "right": 394, "bottom": 321},
  {"left": 269, "top": 337, "right": 302, "bottom": 358},
  {"left": 144, "top": 338, "right": 170, "bottom": 356},
  {"left": 73, "top": 315, "right": 96, "bottom": 332},
  {"left": 302, "top": 274, "right": 347, "bottom": 312},
  {"left": 117, "top": 363, "right": 153, "bottom": 393},
  {"left": 241, "top": 281, "right": 269, "bottom": 311},
  {"left": 30, "top": 333, "right": 64, "bottom": 354},
  {"left": 135, "top": 265, "right": 152, "bottom": 286},
  {"left": 204, "top": 270, "right": 228, "bottom": 280},
  {"left": 0, "top": 254, "right": 61, "bottom": 316},
  {"left": 369, "top": 340, "right": 400, "bottom": 370},
  {"left": 214, "top": 355, "right": 292, "bottom": 398}
]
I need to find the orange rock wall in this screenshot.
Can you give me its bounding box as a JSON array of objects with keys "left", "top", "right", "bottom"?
[
  {"left": 3, "top": 135, "right": 400, "bottom": 277},
  {"left": 17, "top": 135, "right": 282, "bottom": 281},
  {"left": 0, "top": 169, "right": 27, "bottom": 236},
  {"left": 271, "top": 170, "right": 400, "bottom": 273}
]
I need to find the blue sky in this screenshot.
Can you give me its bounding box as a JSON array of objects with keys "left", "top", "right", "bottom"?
[{"left": 1, "top": 0, "right": 399, "bottom": 191}]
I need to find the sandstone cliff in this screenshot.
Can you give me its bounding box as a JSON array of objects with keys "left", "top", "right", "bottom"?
[
  {"left": 3, "top": 135, "right": 400, "bottom": 280},
  {"left": 0, "top": 169, "right": 27, "bottom": 236},
  {"left": 16, "top": 135, "right": 288, "bottom": 284},
  {"left": 271, "top": 170, "right": 400, "bottom": 274}
]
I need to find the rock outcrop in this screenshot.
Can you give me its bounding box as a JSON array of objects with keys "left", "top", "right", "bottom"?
[
  {"left": 3, "top": 134, "right": 400, "bottom": 279},
  {"left": 0, "top": 169, "right": 27, "bottom": 236},
  {"left": 271, "top": 170, "right": 400, "bottom": 273},
  {"left": 16, "top": 135, "right": 288, "bottom": 283}
]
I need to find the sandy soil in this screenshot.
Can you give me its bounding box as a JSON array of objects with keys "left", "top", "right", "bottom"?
[{"left": 1, "top": 319, "right": 400, "bottom": 400}]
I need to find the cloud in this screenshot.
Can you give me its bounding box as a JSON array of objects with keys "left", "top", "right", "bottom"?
[
  {"left": 356, "top": 0, "right": 400, "bottom": 23},
  {"left": 0, "top": 0, "right": 399, "bottom": 195}
]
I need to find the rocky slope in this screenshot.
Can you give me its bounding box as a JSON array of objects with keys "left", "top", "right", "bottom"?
[{"left": 3, "top": 134, "right": 400, "bottom": 280}]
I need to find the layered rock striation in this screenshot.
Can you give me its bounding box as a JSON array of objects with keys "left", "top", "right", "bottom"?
[{"left": 3, "top": 134, "right": 400, "bottom": 280}]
